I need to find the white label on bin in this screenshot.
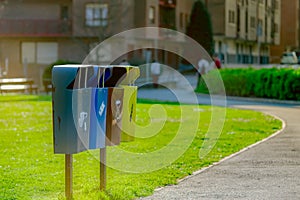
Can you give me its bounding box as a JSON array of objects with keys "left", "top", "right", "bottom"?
[
  {"left": 115, "top": 99, "right": 122, "bottom": 121},
  {"left": 79, "top": 112, "right": 88, "bottom": 131},
  {"left": 99, "top": 101, "right": 106, "bottom": 116}
]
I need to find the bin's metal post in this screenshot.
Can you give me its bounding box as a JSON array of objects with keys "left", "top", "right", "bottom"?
[
  {"left": 98, "top": 66, "right": 106, "bottom": 191},
  {"left": 65, "top": 154, "right": 73, "bottom": 199},
  {"left": 100, "top": 147, "right": 106, "bottom": 191}
]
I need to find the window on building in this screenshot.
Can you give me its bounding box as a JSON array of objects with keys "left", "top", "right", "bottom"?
[
  {"left": 274, "top": 0, "right": 279, "bottom": 9},
  {"left": 218, "top": 41, "right": 222, "bottom": 57},
  {"left": 249, "top": 45, "right": 253, "bottom": 63},
  {"left": 22, "top": 43, "right": 35, "bottom": 64},
  {"left": 258, "top": 19, "right": 263, "bottom": 28},
  {"left": 149, "top": 6, "right": 156, "bottom": 24},
  {"left": 264, "top": 16, "right": 268, "bottom": 37},
  {"left": 185, "top": 14, "right": 189, "bottom": 27},
  {"left": 37, "top": 43, "right": 58, "bottom": 64},
  {"left": 21, "top": 42, "right": 58, "bottom": 64},
  {"left": 159, "top": 3, "right": 176, "bottom": 29},
  {"left": 180, "top": 12, "right": 184, "bottom": 29},
  {"left": 61, "top": 6, "right": 69, "bottom": 20},
  {"left": 274, "top": 23, "right": 278, "bottom": 33},
  {"left": 85, "top": 3, "right": 108, "bottom": 27},
  {"left": 228, "top": 10, "right": 235, "bottom": 24},
  {"left": 237, "top": 6, "right": 241, "bottom": 33},
  {"left": 250, "top": 16, "right": 256, "bottom": 28},
  {"left": 245, "top": 10, "right": 248, "bottom": 33},
  {"left": 236, "top": 43, "right": 240, "bottom": 63},
  {"left": 257, "top": 19, "right": 263, "bottom": 36}
]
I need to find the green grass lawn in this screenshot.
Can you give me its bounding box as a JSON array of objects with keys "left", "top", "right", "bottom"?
[{"left": 0, "top": 95, "right": 282, "bottom": 200}]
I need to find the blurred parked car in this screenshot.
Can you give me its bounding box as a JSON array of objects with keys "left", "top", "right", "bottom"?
[{"left": 280, "top": 52, "right": 298, "bottom": 64}]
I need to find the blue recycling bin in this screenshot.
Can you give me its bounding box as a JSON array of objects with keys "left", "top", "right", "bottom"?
[
  {"left": 52, "top": 65, "right": 107, "bottom": 154},
  {"left": 52, "top": 65, "right": 82, "bottom": 154},
  {"left": 52, "top": 65, "right": 108, "bottom": 154},
  {"left": 52, "top": 65, "right": 139, "bottom": 154}
]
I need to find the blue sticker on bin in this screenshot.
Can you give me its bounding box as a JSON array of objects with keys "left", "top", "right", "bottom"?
[{"left": 89, "top": 88, "right": 107, "bottom": 149}]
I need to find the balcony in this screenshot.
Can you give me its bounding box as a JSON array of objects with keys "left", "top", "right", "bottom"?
[{"left": 0, "top": 19, "right": 72, "bottom": 37}]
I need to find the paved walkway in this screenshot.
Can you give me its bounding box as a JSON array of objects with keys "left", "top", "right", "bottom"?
[{"left": 138, "top": 75, "right": 300, "bottom": 199}]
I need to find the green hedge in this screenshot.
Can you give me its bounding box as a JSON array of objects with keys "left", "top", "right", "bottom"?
[{"left": 196, "top": 68, "right": 300, "bottom": 101}]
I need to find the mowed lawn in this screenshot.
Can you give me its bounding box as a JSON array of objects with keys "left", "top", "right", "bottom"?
[{"left": 0, "top": 95, "right": 282, "bottom": 200}]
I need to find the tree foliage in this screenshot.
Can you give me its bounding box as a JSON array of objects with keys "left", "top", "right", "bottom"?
[{"left": 186, "top": 0, "right": 214, "bottom": 56}]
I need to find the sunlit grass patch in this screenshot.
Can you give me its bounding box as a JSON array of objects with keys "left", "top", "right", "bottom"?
[{"left": 0, "top": 95, "right": 282, "bottom": 199}]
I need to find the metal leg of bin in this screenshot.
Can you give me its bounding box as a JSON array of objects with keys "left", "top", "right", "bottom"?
[
  {"left": 100, "top": 148, "right": 106, "bottom": 191},
  {"left": 65, "top": 154, "right": 73, "bottom": 200}
]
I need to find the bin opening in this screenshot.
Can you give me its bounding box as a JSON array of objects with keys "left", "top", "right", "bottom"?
[
  {"left": 66, "top": 66, "right": 128, "bottom": 89},
  {"left": 104, "top": 67, "right": 127, "bottom": 87}
]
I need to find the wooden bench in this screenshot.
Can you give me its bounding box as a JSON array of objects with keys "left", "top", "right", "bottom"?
[
  {"left": 0, "top": 78, "right": 38, "bottom": 94},
  {"left": 43, "top": 79, "right": 52, "bottom": 94}
]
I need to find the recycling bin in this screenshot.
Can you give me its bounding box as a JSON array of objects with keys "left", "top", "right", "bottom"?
[
  {"left": 100, "top": 66, "right": 140, "bottom": 144},
  {"left": 105, "top": 87, "right": 123, "bottom": 146},
  {"left": 106, "top": 66, "right": 140, "bottom": 142},
  {"left": 120, "top": 85, "right": 137, "bottom": 141},
  {"left": 52, "top": 65, "right": 139, "bottom": 154},
  {"left": 52, "top": 65, "right": 108, "bottom": 154}
]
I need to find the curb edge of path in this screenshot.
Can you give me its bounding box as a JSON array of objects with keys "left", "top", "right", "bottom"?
[
  {"left": 153, "top": 112, "right": 287, "bottom": 192},
  {"left": 199, "top": 93, "right": 300, "bottom": 106}
]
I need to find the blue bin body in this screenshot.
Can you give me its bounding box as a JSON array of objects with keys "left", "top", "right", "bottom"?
[
  {"left": 52, "top": 65, "right": 107, "bottom": 154},
  {"left": 89, "top": 88, "right": 107, "bottom": 149},
  {"left": 52, "top": 65, "right": 139, "bottom": 154},
  {"left": 52, "top": 65, "right": 83, "bottom": 154}
]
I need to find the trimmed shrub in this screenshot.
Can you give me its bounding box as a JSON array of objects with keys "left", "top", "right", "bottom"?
[
  {"left": 196, "top": 68, "right": 300, "bottom": 101},
  {"left": 42, "top": 60, "right": 79, "bottom": 93},
  {"left": 42, "top": 60, "right": 79, "bottom": 81}
]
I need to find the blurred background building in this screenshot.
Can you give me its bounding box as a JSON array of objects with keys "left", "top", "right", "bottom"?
[
  {"left": 0, "top": 0, "right": 194, "bottom": 85},
  {"left": 1, "top": 0, "right": 299, "bottom": 88},
  {"left": 269, "top": 0, "right": 300, "bottom": 63},
  {"left": 207, "top": 0, "right": 281, "bottom": 64}
]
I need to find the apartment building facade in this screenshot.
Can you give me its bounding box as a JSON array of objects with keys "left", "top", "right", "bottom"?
[
  {"left": 0, "top": 0, "right": 195, "bottom": 83},
  {"left": 0, "top": 0, "right": 137, "bottom": 82},
  {"left": 0, "top": 0, "right": 283, "bottom": 85},
  {"left": 270, "top": 0, "right": 300, "bottom": 63},
  {"left": 207, "top": 0, "right": 281, "bottom": 64}
]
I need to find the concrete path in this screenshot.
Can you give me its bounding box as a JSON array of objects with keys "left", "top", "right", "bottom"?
[{"left": 137, "top": 75, "right": 300, "bottom": 199}]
